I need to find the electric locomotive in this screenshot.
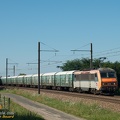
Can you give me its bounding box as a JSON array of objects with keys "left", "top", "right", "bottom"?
[{"left": 74, "top": 68, "right": 117, "bottom": 95}]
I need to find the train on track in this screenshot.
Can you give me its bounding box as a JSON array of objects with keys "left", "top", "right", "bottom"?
[{"left": 0, "top": 68, "right": 118, "bottom": 95}]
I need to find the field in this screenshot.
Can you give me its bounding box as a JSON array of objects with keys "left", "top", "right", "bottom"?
[
  {"left": 1, "top": 88, "right": 120, "bottom": 120},
  {"left": 0, "top": 91, "right": 44, "bottom": 120},
  {"left": 8, "top": 101, "right": 45, "bottom": 120}
]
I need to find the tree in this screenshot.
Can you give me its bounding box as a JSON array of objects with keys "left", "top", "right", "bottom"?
[
  {"left": 18, "top": 73, "right": 26, "bottom": 76},
  {"left": 60, "top": 58, "right": 91, "bottom": 71}
]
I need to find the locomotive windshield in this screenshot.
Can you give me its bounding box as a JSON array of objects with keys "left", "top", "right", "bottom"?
[{"left": 100, "top": 72, "right": 116, "bottom": 78}]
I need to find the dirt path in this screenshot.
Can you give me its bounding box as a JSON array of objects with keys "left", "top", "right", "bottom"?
[{"left": 2, "top": 93, "right": 85, "bottom": 120}]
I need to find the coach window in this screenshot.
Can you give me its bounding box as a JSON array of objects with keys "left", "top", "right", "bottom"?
[{"left": 66, "top": 75, "right": 68, "bottom": 84}]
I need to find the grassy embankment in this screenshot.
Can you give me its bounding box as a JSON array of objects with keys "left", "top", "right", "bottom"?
[
  {"left": 0, "top": 93, "right": 44, "bottom": 120},
  {"left": 8, "top": 101, "right": 45, "bottom": 120},
  {"left": 115, "top": 88, "right": 120, "bottom": 95},
  {"left": 1, "top": 88, "right": 120, "bottom": 120}
]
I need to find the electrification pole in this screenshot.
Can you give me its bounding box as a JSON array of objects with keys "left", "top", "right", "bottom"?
[
  {"left": 38, "top": 42, "right": 40, "bottom": 94},
  {"left": 27, "top": 42, "right": 59, "bottom": 94},
  {"left": 13, "top": 65, "right": 15, "bottom": 76},
  {"left": 38, "top": 42, "right": 59, "bottom": 94},
  {"left": 71, "top": 43, "right": 93, "bottom": 69},
  {"left": 90, "top": 43, "right": 93, "bottom": 69},
  {"left": 6, "top": 58, "right": 8, "bottom": 87},
  {"left": 6, "top": 58, "right": 18, "bottom": 87}
]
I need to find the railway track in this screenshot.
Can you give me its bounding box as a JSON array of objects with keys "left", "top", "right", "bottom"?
[
  {"left": 41, "top": 89, "right": 120, "bottom": 104},
  {"left": 1, "top": 86, "right": 120, "bottom": 105}
]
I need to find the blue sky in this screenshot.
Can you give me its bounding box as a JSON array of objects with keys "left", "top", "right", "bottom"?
[{"left": 0, "top": 0, "right": 120, "bottom": 76}]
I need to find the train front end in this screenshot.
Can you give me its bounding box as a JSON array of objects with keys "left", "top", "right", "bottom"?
[{"left": 99, "top": 68, "right": 118, "bottom": 95}]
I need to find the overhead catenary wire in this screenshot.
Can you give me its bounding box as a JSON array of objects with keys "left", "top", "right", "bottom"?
[
  {"left": 40, "top": 41, "right": 58, "bottom": 52},
  {"left": 14, "top": 44, "right": 120, "bottom": 76},
  {"left": 25, "top": 45, "right": 120, "bottom": 72},
  {"left": 70, "top": 45, "right": 120, "bottom": 59},
  {"left": 73, "top": 43, "right": 91, "bottom": 51}
]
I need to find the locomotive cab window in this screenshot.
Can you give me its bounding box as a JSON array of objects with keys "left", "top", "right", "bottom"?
[
  {"left": 100, "top": 72, "right": 116, "bottom": 78},
  {"left": 100, "top": 72, "right": 107, "bottom": 78},
  {"left": 108, "top": 72, "right": 116, "bottom": 78}
]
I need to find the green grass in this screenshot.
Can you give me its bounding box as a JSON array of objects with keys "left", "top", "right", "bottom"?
[
  {"left": 0, "top": 92, "right": 45, "bottom": 120},
  {"left": 115, "top": 88, "right": 120, "bottom": 95},
  {"left": 1, "top": 88, "right": 120, "bottom": 120},
  {"left": 10, "top": 101, "right": 45, "bottom": 120}
]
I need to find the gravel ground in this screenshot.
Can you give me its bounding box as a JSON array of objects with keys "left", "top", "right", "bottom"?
[{"left": 38, "top": 91, "right": 120, "bottom": 113}]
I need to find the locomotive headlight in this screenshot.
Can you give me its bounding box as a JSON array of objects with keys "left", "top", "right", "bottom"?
[
  {"left": 111, "top": 82, "right": 116, "bottom": 85},
  {"left": 102, "top": 83, "right": 107, "bottom": 86},
  {"left": 102, "top": 83, "right": 106, "bottom": 85}
]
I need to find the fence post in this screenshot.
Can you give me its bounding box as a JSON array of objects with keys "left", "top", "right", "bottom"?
[
  {"left": 0, "top": 94, "right": 2, "bottom": 102},
  {"left": 3, "top": 96, "right": 5, "bottom": 109},
  {"left": 8, "top": 98, "right": 10, "bottom": 111}
]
